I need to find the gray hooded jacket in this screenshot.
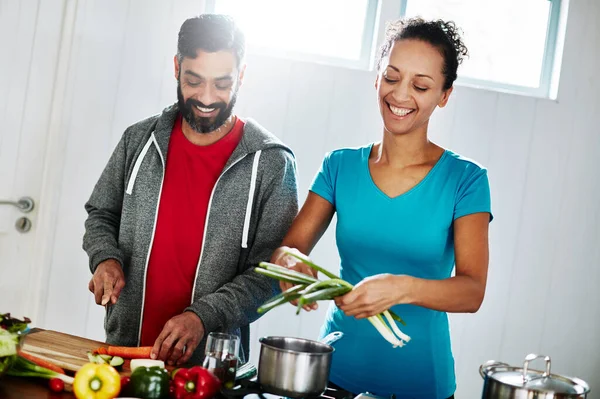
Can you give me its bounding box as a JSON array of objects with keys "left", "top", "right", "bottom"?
[{"left": 83, "top": 104, "right": 298, "bottom": 363}]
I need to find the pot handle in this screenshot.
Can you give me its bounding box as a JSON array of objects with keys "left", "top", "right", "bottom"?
[
  {"left": 479, "top": 360, "right": 510, "bottom": 378},
  {"left": 522, "top": 354, "right": 551, "bottom": 381},
  {"left": 320, "top": 331, "right": 344, "bottom": 347}
]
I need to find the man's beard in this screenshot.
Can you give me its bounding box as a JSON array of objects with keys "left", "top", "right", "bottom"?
[{"left": 177, "top": 83, "right": 238, "bottom": 134}]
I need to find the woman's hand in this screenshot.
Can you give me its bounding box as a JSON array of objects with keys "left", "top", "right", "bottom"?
[
  {"left": 267, "top": 193, "right": 336, "bottom": 313},
  {"left": 271, "top": 246, "right": 319, "bottom": 311},
  {"left": 335, "top": 274, "right": 414, "bottom": 319}
]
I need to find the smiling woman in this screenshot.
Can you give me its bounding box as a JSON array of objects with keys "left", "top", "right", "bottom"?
[
  {"left": 374, "top": 18, "right": 468, "bottom": 139},
  {"left": 269, "top": 17, "right": 492, "bottom": 399}
]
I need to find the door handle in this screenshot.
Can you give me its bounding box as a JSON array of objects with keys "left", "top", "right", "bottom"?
[{"left": 0, "top": 196, "right": 35, "bottom": 213}]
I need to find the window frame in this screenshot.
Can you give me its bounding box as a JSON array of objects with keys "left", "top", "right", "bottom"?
[
  {"left": 400, "top": 0, "right": 564, "bottom": 98},
  {"left": 205, "top": 0, "right": 565, "bottom": 99},
  {"left": 204, "top": 0, "right": 381, "bottom": 70}
]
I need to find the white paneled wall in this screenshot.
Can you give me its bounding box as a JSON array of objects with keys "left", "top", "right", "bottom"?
[{"left": 25, "top": 0, "right": 600, "bottom": 397}]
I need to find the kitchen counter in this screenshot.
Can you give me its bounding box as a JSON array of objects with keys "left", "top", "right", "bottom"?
[
  {"left": 0, "top": 328, "right": 135, "bottom": 398},
  {"left": 0, "top": 328, "right": 255, "bottom": 399},
  {"left": 0, "top": 374, "right": 73, "bottom": 398},
  {"left": 0, "top": 328, "right": 351, "bottom": 399}
]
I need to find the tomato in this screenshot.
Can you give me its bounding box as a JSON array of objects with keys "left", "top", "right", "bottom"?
[{"left": 48, "top": 377, "right": 65, "bottom": 393}]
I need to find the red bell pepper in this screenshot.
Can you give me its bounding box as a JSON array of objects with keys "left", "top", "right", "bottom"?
[{"left": 170, "top": 366, "right": 222, "bottom": 399}]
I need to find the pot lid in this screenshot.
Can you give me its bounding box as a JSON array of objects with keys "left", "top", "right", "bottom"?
[{"left": 481, "top": 354, "right": 590, "bottom": 395}]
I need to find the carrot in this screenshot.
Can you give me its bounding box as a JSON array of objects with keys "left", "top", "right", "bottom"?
[
  {"left": 96, "top": 347, "right": 108, "bottom": 355},
  {"left": 107, "top": 346, "right": 152, "bottom": 359},
  {"left": 18, "top": 351, "right": 66, "bottom": 374}
]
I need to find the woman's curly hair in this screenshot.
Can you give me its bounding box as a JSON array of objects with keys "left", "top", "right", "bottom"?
[{"left": 377, "top": 18, "right": 469, "bottom": 90}]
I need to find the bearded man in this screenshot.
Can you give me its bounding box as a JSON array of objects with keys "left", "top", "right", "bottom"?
[{"left": 83, "top": 14, "right": 298, "bottom": 366}]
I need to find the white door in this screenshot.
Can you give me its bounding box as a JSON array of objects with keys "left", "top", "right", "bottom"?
[
  {"left": 0, "top": 0, "right": 68, "bottom": 320},
  {"left": 1, "top": 0, "right": 203, "bottom": 339}
]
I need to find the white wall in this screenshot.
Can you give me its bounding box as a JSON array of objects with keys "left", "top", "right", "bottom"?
[{"left": 29, "top": 0, "right": 600, "bottom": 397}]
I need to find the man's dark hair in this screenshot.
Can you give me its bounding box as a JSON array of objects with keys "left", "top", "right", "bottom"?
[{"left": 177, "top": 14, "right": 245, "bottom": 67}]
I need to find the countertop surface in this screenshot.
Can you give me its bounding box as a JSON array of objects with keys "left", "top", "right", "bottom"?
[{"left": 1, "top": 328, "right": 135, "bottom": 398}]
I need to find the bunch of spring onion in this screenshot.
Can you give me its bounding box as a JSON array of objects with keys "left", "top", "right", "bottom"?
[{"left": 255, "top": 251, "right": 410, "bottom": 348}]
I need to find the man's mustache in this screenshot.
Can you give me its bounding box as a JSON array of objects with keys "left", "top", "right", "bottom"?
[{"left": 186, "top": 99, "right": 227, "bottom": 111}]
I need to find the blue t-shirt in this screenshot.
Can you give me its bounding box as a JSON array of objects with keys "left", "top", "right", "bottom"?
[{"left": 310, "top": 144, "right": 492, "bottom": 399}]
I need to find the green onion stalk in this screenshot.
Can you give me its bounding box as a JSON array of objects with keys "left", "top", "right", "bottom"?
[{"left": 254, "top": 251, "right": 410, "bottom": 348}]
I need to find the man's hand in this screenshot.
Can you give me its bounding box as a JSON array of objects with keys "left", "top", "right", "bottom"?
[
  {"left": 88, "top": 259, "right": 125, "bottom": 306},
  {"left": 151, "top": 311, "right": 205, "bottom": 366}
]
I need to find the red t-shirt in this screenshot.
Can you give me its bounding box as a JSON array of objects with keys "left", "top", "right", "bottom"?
[{"left": 140, "top": 116, "right": 244, "bottom": 346}]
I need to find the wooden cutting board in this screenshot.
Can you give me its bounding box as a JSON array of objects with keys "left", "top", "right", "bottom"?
[{"left": 20, "top": 329, "right": 108, "bottom": 373}]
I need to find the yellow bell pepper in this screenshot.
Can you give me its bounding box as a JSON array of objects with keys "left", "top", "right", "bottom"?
[{"left": 73, "top": 363, "right": 121, "bottom": 399}]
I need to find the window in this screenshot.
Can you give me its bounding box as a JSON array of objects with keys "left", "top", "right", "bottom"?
[
  {"left": 205, "top": 0, "right": 566, "bottom": 98},
  {"left": 401, "top": 0, "right": 565, "bottom": 98},
  {"left": 204, "top": 0, "right": 379, "bottom": 69}
]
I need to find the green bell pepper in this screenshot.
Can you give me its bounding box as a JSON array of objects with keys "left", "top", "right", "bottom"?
[{"left": 124, "top": 366, "right": 170, "bottom": 399}]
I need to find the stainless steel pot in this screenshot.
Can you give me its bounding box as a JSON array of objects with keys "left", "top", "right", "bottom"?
[
  {"left": 257, "top": 331, "right": 343, "bottom": 398},
  {"left": 480, "top": 353, "right": 590, "bottom": 398}
]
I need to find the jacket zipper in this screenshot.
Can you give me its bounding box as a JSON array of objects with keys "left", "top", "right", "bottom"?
[
  {"left": 191, "top": 154, "right": 248, "bottom": 303},
  {"left": 241, "top": 150, "right": 262, "bottom": 249},
  {"left": 136, "top": 134, "right": 165, "bottom": 345}
]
